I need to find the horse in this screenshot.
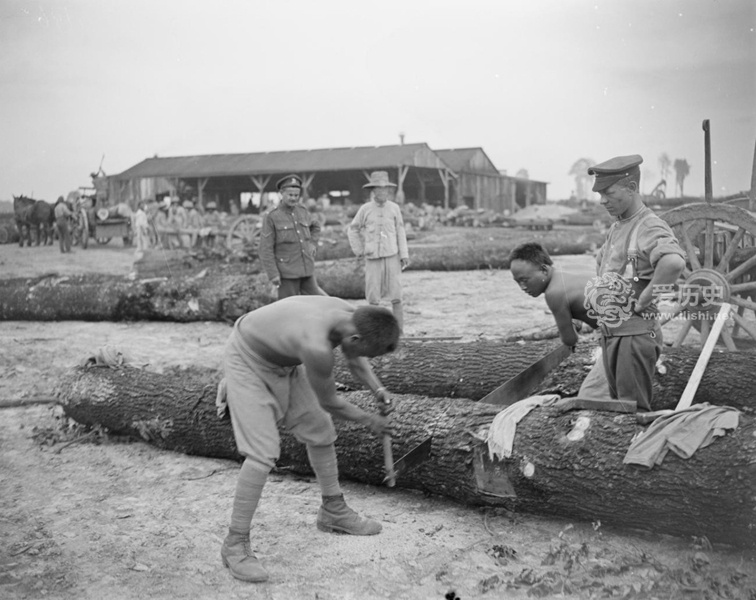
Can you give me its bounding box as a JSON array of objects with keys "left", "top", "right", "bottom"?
[{"left": 13, "top": 195, "right": 55, "bottom": 247}]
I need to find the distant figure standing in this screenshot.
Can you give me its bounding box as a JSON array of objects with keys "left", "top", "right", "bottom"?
[
  {"left": 133, "top": 201, "right": 150, "bottom": 253},
  {"left": 258, "top": 174, "right": 325, "bottom": 299},
  {"left": 348, "top": 171, "right": 410, "bottom": 332},
  {"left": 53, "top": 196, "right": 73, "bottom": 253},
  {"left": 185, "top": 200, "right": 202, "bottom": 247},
  {"left": 167, "top": 197, "right": 187, "bottom": 248},
  {"left": 154, "top": 202, "right": 171, "bottom": 249},
  {"left": 144, "top": 197, "right": 160, "bottom": 247}
]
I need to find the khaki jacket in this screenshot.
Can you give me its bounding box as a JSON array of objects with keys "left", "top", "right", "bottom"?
[
  {"left": 258, "top": 205, "right": 321, "bottom": 280},
  {"left": 347, "top": 200, "right": 408, "bottom": 260}
]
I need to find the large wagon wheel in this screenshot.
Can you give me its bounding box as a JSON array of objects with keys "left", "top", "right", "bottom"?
[
  {"left": 226, "top": 215, "right": 262, "bottom": 252},
  {"left": 660, "top": 203, "right": 756, "bottom": 350}
]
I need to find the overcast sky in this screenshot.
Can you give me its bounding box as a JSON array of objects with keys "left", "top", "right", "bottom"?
[{"left": 1, "top": 0, "right": 754, "bottom": 202}]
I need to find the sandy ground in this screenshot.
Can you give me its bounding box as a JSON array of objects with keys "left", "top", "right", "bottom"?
[{"left": 1, "top": 242, "right": 753, "bottom": 600}]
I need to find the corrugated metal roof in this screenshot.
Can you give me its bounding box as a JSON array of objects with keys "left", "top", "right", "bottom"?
[{"left": 114, "top": 143, "right": 448, "bottom": 180}]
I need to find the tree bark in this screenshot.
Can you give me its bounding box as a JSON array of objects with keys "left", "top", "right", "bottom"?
[
  {"left": 334, "top": 340, "right": 756, "bottom": 411},
  {"left": 56, "top": 365, "right": 756, "bottom": 548},
  {"left": 0, "top": 258, "right": 366, "bottom": 321}
]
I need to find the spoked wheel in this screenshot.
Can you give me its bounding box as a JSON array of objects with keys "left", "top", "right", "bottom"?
[
  {"left": 226, "top": 215, "right": 262, "bottom": 252},
  {"left": 660, "top": 203, "right": 756, "bottom": 350}
]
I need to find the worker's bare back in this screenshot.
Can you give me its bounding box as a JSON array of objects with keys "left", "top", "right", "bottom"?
[{"left": 238, "top": 296, "right": 357, "bottom": 367}]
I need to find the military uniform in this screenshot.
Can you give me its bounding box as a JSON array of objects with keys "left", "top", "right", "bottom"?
[
  {"left": 258, "top": 175, "right": 323, "bottom": 299},
  {"left": 587, "top": 155, "right": 685, "bottom": 410}
]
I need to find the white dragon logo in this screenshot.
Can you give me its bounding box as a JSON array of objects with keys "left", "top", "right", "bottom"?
[{"left": 584, "top": 272, "right": 636, "bottom": 328}]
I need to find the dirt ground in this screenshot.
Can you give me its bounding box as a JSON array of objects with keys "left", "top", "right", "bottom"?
[{"left": 1, "top": 241, "right": 753, "bottom": 600}]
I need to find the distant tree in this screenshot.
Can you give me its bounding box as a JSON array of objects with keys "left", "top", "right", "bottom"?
[
  {"left": 516, "top": 168, "right": 529, "bottom": 179},
  {"left": 658, "top": 153, "right": 671, "bottom": 183},
  {"left": 569, "top": 158, "right": 596, "bottom": 201},
  {"left": 673, "top": 159, "right": 691, "bottom": 197}
]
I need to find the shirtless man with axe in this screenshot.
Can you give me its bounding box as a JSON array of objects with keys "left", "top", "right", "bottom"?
[{"left": 220, "top": 295, "right": 399, "bottom": 583}]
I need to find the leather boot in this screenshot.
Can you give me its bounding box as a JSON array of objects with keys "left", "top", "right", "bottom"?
[
  {"left": 316, "top": 494, "right": 382, "bottom": 535},
  {"left": 220, "top": 531, "right": 269, "bottom": 582},
  {"left": 392, "top": 301, "right": 404, "bottom": 333}
]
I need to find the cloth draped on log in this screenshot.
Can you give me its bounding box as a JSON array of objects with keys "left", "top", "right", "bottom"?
[
  {"left": 623, "top": 404, "right": 740, "bottom": 468},
  {"left": 79, "top": 345, "right": 145, "bottom": 369},
  {"left": 485, "top": 395, "right": 560, "bottom": 460}
]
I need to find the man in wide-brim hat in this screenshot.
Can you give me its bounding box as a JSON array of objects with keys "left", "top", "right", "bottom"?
[{"left": 347, "top": 171, "right": 410, "bottom": 331}]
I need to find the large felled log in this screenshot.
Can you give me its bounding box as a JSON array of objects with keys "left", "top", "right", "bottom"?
[
  {"left": 0, "top": 272, "right": 273, "bottom": 322},
  {"left": 406, "top": 240, "right": 592, "bottom": 271},
  {"left": 313, "top": 232, "right": 598, "bottom": 270},
  {"left": 0, "top": 258, "right": 365, "bottom": 321},
  {"left": 56, "top": 365, "right": 756, "bottom": 547},
  {"left": 334, "top": 340, "right": 756, "bottom": 411}
]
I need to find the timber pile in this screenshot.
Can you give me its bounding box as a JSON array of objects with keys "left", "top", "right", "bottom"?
[
  {"left": 56, "top": 363, "right": 756, "bottom": 547},
  {"left": 0, "top": 257, "right": 365, "bottom": 322}
]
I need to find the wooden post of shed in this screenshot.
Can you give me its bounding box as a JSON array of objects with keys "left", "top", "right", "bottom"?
[
  {"left": 438, "top": 168, "right": 452, "bottom": 210},
  {"left": 397, "top": 165, "right": 409, "bottom": 205},
  {"left": 197, "top": 178, "right": 208, "bottom": 210},
  {"left": 250, "top": 175, "right": 271, "bottom": 212},
  {"left": 300, "top": 173, "right": 315, "bottom": 201}
]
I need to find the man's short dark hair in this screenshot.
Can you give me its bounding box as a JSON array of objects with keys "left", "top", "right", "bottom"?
[
  {"left": 353, "top": 306, "right": 400, "bottom": 354},
  {"left": 509, "top": 242, "right": 553, "bottom": 267}
]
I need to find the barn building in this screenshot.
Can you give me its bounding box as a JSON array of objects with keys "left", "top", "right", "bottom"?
[{"left": 106, "top": 143, "right": 548, "bottom": 214}]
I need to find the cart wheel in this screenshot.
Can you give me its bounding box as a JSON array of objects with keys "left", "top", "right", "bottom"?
[
  {"left": 226, "top": 215, "right": 262, "bottom": 252},
  {"left": 659, "top": 203, "right": 756, "bottom": 350}
]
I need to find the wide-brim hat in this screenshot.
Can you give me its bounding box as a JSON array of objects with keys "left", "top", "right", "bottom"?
[{"left": 363, "top": 171, "right": 397, "bottom": 188}]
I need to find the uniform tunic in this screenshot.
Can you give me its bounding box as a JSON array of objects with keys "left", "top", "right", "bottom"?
[
  {"left": 258, "top": 204, "right": 321, "bottom": 295},
  {"left": 592, "top": 206, "right": 684, "bottom": 409}
]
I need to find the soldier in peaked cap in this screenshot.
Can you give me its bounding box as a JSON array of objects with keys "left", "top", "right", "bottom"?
[
  {"left": 584, "top": 154, "right": 686, "bottom": 411},
  {"left": 347, "top": 171, "right": 410, "bottom": 332},
  {"left": 276, "top": 174, "right": 303, "bottom": 191},
  {"left": 258, "top": 174, "right": 326, "bottom": 299}
]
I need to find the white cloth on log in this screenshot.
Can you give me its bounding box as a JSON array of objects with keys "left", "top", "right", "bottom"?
[
  {"left": 623, "top": 404, "right": 740, "bottom": 468},
  {"left": 486, "top": 394, "right": 560, "bottom": 461}
]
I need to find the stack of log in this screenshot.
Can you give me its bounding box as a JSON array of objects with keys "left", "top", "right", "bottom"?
[{"left": 56, "top": 340, "right": 756, "bottom": 548}]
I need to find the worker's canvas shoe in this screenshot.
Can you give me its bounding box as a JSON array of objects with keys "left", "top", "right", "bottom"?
[
  {"left": 221, "top": 535, "right": 269, "bottom": 582},
  {"left": 316, "top": 494, "right": 382, "bottom": 535}
]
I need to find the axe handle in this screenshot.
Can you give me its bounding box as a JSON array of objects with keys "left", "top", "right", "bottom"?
[
  {"left": 675, "top": 302, "right": 730, "bottom": 410},
  {"left": 382, "top": 435, "right": 396, "bottom": 487}
]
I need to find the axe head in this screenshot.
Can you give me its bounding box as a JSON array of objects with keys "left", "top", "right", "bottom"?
[{"left": 383, "top": 437, "right": 432, "bottom": 483}]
